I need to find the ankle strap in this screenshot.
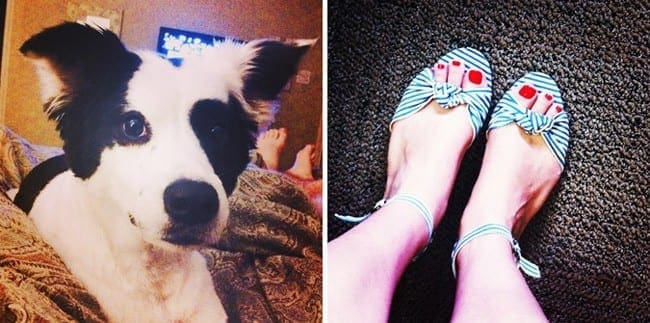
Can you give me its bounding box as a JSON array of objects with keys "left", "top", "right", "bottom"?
[
  {"left": 334, "top": 194, "right": 434, "bottom": 256},
  {"left": 451, "top": 223, "right": 541, "bottom": 279}
]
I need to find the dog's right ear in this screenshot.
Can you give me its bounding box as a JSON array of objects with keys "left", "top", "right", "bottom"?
[
  {"left": 20, "top": 22, "right": 141, "bottom": 122},
  {"left": 236, "top": 38, "right": 315, "bottom": 128}
]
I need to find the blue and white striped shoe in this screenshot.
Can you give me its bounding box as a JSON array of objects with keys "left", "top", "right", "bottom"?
[
  {"left": 390, "top": 47, "right": 492, "bottom": 140},
  {"left": 488, "top": 72, "right": 570, "bottom": 169}
]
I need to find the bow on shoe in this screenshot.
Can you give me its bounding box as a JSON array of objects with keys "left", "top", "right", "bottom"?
[
  {"left": 494, "top": 96, "right": 561, "bottom": 136},
  {"left": 424, "top": 80, "right": 473, "bottom": 110},
  {"left": 514, "top": 109, "right": 556, "bottom": 135}
]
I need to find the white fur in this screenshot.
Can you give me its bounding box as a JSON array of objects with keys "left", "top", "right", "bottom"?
[
  {"left": 30, "top": 172, "right": 226, "bottom": 322},
  {"left": 24, "top": 48, "right": 268, "bottom": 322},
  {"left": 29, "top": 58, "right": 69, "bottom": 115},
  {"left": 25, "top": 35, "right": 310, "bottom": 321}
]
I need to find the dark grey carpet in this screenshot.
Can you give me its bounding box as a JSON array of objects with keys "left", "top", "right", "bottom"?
[{"left": 327, "top": 1, "right": 648, "bottom": 322}]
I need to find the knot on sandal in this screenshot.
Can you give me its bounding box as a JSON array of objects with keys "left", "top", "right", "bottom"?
[
  {"left": 423, "top": 80, "right": 473, "bottom": 110},
  {"left": 488, "top": 72, "right": 570, "bottom": 168},
  {"left": 390, "top": 47, "right": 492, "bottom": 139},
  {"left": 510, "top": 105, "right": 558, "bottom": 135}
]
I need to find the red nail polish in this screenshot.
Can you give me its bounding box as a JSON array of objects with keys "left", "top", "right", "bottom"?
[
  {"left": 555, "top": 105, "right": 563, "bottom": 113},
  {"left": 438, "top": 63, "right": 445, "bottom": 69},
  {"left": 545, "top": 93, "right": 553, "bottom": 101},
  {"left": 452, "top": 60, "right": 461, "bottom": 66},
  {"left": 519, "top": 85, "right": 536, "bottom": 99},
  {"left": 468, "top": 70, "right": 483, "bottom": 84}
]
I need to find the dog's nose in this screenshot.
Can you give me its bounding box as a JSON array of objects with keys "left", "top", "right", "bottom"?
[{"left": 163, "top": 179, "right": 219, "bottom": 225}]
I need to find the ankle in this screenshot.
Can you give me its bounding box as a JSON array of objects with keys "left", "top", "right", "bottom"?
[
  {"left": 460, "top": 202, "right": 514, "bottom": 237},
  {"left": 453, "top": 223, "right": 542, "bottom": 279}
]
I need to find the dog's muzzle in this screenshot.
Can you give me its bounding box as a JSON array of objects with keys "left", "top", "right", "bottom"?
[{"left": 163, "top": 179, "right": 219, "bottom": 226}]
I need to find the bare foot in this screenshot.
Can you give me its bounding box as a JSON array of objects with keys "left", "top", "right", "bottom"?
[
  {"left": 286, "top": 144, "right": 316, "bottom": 180},
  {"left": 256, "top": 128, "right": 287, "bottom": 170}
]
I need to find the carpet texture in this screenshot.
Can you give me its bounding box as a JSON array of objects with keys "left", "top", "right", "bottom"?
[{"left": 327, "top": 1, "right": 648, "bottom": 322}]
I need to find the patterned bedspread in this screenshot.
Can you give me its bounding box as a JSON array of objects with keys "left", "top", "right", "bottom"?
[{"left": 0, "top": 127, "right": 322, "bottom": 322}]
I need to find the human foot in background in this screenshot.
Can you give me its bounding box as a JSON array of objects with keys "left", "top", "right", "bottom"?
[
  {"left": 286, "top": 144, "right": 316, "bottom": 180},
  {"left": 286, "top": 144, "right": 321, "bottom": 214},
  {"left": 256, "top": 128, "right": 287, "bottom": 170}
]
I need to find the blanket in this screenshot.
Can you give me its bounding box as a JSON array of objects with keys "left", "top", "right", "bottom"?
[{"left": 0, "top": 127, "right": 322, "bottom": 322}]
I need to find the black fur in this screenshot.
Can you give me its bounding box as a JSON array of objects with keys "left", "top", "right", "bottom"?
[
  {"left": 242, "top": 40, "right": 312, "bottom": 101},
  {"left": 14, "top": 155, "right": 69, "bottom": 213},
  {"left": 20, "top": 23, "right": 142, "bottom": 179},
  {"left": 190, "top": 97, "right": 257, "bottom": 194}
]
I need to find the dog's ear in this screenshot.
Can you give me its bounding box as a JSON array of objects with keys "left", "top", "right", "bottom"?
[
  {"left": 239, "top": 38, "right": 315, "bottom": 125},
  {"left": 242, "top": 39, "right": 315, "bottom": 101},
  {"left": 20, "top": 22, "right": 142, "bottom": 179},
  {"left": 20, "top": 22, "right": 141, "bottom": 122}
]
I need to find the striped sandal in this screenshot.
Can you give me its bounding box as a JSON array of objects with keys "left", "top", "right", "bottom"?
[
  {"left": 391, "top": 47, "right": 493, "bottom": 140},
  {"left": 451, "top": 224, "right": 542, "bottom": 278},
  {"left": 451, "top": 73, "right": 569, "bottom": 279},
  {"left": 334, "top": 194, "right": 434, "bottom": 260},
  {"left": 335, "top": 48, "right": 493, "bottom": 257},
  {"left": 488, "top": 72, "right": 570, "bottom": 168}
]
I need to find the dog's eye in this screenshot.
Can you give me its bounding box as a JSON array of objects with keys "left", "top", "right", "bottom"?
[
  {"left": 123, "top": 116, "right": 146, "bottom": 139},
  {"left": 116, "top": 112, "right": 150, "bottom": 145}
]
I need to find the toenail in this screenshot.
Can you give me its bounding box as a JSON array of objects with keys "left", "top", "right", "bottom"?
[
  {"left": 519, "top": 85, "right": 536, "bottom": 99},
  {"left": 438, "top": 63, "right": 445, "bottom": 69},
  {"left": 468, "top": 70, "right": 483, "bottom": 84},
  {"left": 545, "top": 93, "right": 553, "bottom": 101},
  {"left": 555, "top": 105, "right": 563, "bottom": 113},
  {"left": 452, "top": 60, "right": 461, "bottom": 66}
]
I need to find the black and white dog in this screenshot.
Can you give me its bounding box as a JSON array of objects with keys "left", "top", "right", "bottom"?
[{"left": 13, "top": 22, "right": 312, "bottom": 322}]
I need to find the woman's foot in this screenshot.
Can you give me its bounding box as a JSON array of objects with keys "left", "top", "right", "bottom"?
[
  {"left": 286, "top": 144, "right": 316, "bottom": 180},
  {"left": 256, "top": 128, "right": 287, "bottom": 170},
  {"left": 459, "top": 82, "right": 564, "bottom": 237},
  {"left": 452, "top": 82, "right": 566, "bottom": 322},
  {"left": 384, "top": 59, "right": 488, "bottom": 227},
  {"left": 329, "top": 55, "right": 491, "bottom": 322}
]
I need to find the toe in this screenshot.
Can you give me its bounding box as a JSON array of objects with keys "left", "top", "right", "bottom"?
[
  {"left": 545, "top": 103, "right": 564, "bottom": 118},
  {"left": 447, "top": 59, "right": 465, "bottom": 87},
  {"left": 300, "top": 144, "right": 315, "bottom": 156},
  {"left": 462, "top": 68, "right": 486, "bottom": 89},
  {"left": 513, "top": 83, "right": 538, "bottom": 110},
  {"left": 531, "top": 91, "right": 554, "bottom": 114},
  {"left": 278, "top": 128, "right": 288, "bottom": 141},
  {"left": 434, "top": 63, "right": 448, "bottom": 84}
]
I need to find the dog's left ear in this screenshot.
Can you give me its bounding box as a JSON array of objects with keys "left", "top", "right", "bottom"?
[{"left": 240, "top": 39, "right": 315, "bottom": 122}]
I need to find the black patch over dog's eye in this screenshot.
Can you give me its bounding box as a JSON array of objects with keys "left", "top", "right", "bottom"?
[
  {"left": 115, "top": 111, "right": 151, "bottom": 145},
  {"left": 190, "top": 98, "right": 256, "bottom": 194},
  {"left": 210, "top": 125, "right": 228, "bottom": 145}
]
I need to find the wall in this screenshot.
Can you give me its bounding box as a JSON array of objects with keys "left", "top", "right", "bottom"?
[{"left": 1, "top": 0, "right": 322, "bottom": 170}]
